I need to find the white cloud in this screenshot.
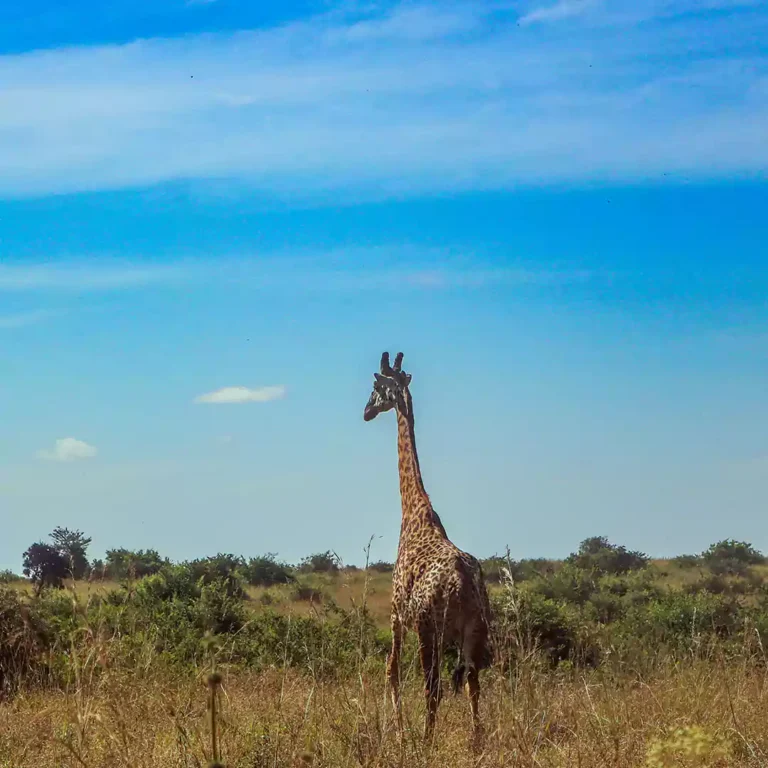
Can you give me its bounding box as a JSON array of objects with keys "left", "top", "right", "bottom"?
[
  {"left": 0, "top": 252, "right": 598, "bottom": 294},
  {"left": 37, "top": 437, "right": 98, "bottom": 462},
  {"left": 0, "top": 262, "right": 193, "bottom": 292},
  {"left": 194, "top": 385, "right": 286, "bottom": 404},
  {"left": 0, "top": 2, "right": 765, "bottom": 199},
  {"left": 519, "top": 0, "right": 598, "bottom": 25}
]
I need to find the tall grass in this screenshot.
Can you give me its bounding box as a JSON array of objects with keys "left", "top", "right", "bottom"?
[{"left": 4, "top": 547, "right": 768, "bottom": 766}]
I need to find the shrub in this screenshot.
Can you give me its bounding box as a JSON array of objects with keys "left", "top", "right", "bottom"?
[
  {"left": 299, "top": 551, "right": 340, "bottom": 574},
  {"left": 244, "top": 554, "right": 294, "bottom": 586},
  {"left": 481, "top": 557, "right": 505, "bottom": 583},
  {"left": 135, "top": 564, "right": 201, "bottom": 604},
  {"left": 104, "top": 548, "right": 167, "bottom": 579},
  {"left": 493, "top": 588, "right": 584, "bottom": 666},
  {"left": 483, "top": 556, "right": 556, "bottom": 584},
  {"left": 292, "top": 582, "right": 326, "bottom": 603},
  {"left": 626, "top": 591, "right": 741, "bottom": 652},
  {"left": 567, "top": 536, "right": 649, "bottom": 575},
  {"left": 672, "top": 554, "right": 701, "bottom": 569},
  {"left": 532, "top": 562, "right": 597, "bottom": 605},
  {"left": 367, "top": 560, "right": 394, "bottom": 573},
  {"left": 197, "top": 579, "right": 246, "bottom": 634},
  {"left": 701, "top": 539, "right": 764, "bottom": 576},
  {"left": 0, "top": 569, "right": 20, "bottom": 584},
  {"left": 232, "top": 607, "right": 387, "bottom": 674},
  {"left": 180, "top": 555, "right": 247, "bottom": 599}
]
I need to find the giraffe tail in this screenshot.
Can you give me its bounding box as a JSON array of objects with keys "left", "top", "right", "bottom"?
[{"left": 451, "top": 660, "right": 466, "bottom": 695}]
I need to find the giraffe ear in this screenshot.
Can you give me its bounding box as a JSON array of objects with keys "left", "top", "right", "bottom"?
[{"left": 403, "top": 374, "right": 412, "bottom": 386}]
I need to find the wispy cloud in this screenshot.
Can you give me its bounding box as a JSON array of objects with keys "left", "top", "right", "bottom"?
[
  {"left": 0, "top": 1, "right": 766, "bottom": 199},
  {"left": 0, "top": 253, "right": 597, "bottom": 294},
  {"left": 0, "top": 309, "right": 58, "bottom": 328},
  {"left": 194, "top": 385, "right": 286, "bottom": 404},
  {"left": 519, "top": 0, "right": 598, "bottom": 26},
  {"left": 37, "top": 437, "right": 98, "bottom": 462},
  {"left": 0, "top": 262, "right": 194, "bottom": 292}
]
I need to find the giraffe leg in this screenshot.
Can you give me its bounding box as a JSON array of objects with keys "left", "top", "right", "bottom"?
[
  {"left": 418, "top": 621, "right": 441, "bottom": 743},
  {"left": 462, "top": 623, "right": 487, "bottom": 749},
  {"left": 465, "top": 665, "right": 481, "bottom": 747},
  {"left": 386, "top": 612, "right": 404, "bottom": 733}
]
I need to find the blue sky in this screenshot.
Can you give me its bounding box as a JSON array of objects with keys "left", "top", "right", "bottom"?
[{"left": 1, "top": 0, "right": 768, "bottom": 570}]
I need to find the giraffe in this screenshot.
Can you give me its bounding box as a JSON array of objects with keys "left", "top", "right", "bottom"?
[{"left": 363, "top": 351, "right": 492, "bottom": 743}]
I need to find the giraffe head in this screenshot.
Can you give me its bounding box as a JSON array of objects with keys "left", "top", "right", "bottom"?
[{"left": 363, "top": 351, "right": 412, "bottom": 421}]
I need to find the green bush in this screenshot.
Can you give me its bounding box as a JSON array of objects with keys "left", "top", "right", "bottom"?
[
  {"left": 701, "top": 539, "right": 764, "bottom": 576},
  {"left": 531, "top": 562, "right": 597, "bottom": 605},
  {"left": 292, "top": 582, "right": 326, "bottom": 603},
  {"left": 672, "top": 554, "right": 700, "bottom": 569},
  {"left": 0, "top": 569, "right": 20, "bottom": 584},
  {"left": 367, "top": 560, "right": 394, "bottom": 573},
  {"left": 566, "top": 536, "right": 649, "bottom": 575},
  {"left": 244, "top": 554, "right": 294, "bottom": 586},
  {"left": 104, "top": 548, "right": 167, "bottom": 579},
  {"left": 298, "top": 551, "right": 340, "bottom": 574},
  {"left": 493, "top": 588, "right": 585, "bottom": 666},
  {"left": 482, "top": 556, "right": 554, "bottom": 584}
]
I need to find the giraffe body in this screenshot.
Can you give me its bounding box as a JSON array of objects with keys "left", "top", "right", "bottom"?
[{"left": 363, "top": 352, "right": 491, "bottom": 743}]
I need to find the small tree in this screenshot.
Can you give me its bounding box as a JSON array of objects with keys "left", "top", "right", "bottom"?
[
  {"left": 298, "top": 551, "right": 340, "bottom": 574},
  {"left": 105, "top": 548, "right": 166, "bottom": 580},
  {"left": 701, "top": 540, "right": 764, "bottom": 576},
  {"left": 50, "top": 527, "right": 91, "bottom": 580},
  {"left": 22, "top": 543, "right": 68, "bottom": 594},
  {"left": 567, "top": 536, "right": 648, "bottom": 575},
  {"left": 245, "top": 554, "right": 294, "bottom": 587}
]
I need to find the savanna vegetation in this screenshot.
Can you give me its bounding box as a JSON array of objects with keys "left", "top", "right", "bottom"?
[{"left": 3, "top": 529, "right": 768, "bottom": 766}]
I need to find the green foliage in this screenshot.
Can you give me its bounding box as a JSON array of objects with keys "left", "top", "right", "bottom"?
[
  {"left": 22, "top": 542, "right": 68, "bottom": 593},
  {"left": 179, "top": 554, "right": 247, "bottom": 599},
  {"left": 367, "top": 560, "right": 394, "bottom": 573},
  {"left": 701, "top": 539, "right": 764, "bottom": 576},
  {"left": 50, "top": 527, "right": 91, "bottom": 580},
  {"left": 299, "top": 551, "right": 340, "bottom": 574},
  {"left": 567, "top": 536, "right": 649, "bottom": 575},
  {"left": 11, "top": 533, "right": 768, "bottom": 689},
  {"left": 244, "top": 554, "right": 294, "bottom": 586},
  {"left": 291, "top": 582, "right": 326, "bottom": 603},
  {"left": 0, "top": 569, "right": 20, "bottom": 584},
  {"left": 672, "top": 554, "right": 701, "bottom": 569},
  {"left": 497, "top": 589, "right": 583, "bottom": 664},
  {"left": 482, "top": 556, "right": 554, "bottom": 584},
  {"left": 104, "top": 548, "right": 167, "bottom": 579}
]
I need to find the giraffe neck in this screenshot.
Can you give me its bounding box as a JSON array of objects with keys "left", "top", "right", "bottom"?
[{"left": 395, "top": 391, "right": 447, "bottom": 541}]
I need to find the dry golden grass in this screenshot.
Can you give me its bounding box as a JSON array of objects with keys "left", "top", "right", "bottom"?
[
  {"left": 5, "top": 562, "right": 768, "bottom": 767},
  {"left": 3, "top": 658, "right": 768, "bottom": 767}
]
